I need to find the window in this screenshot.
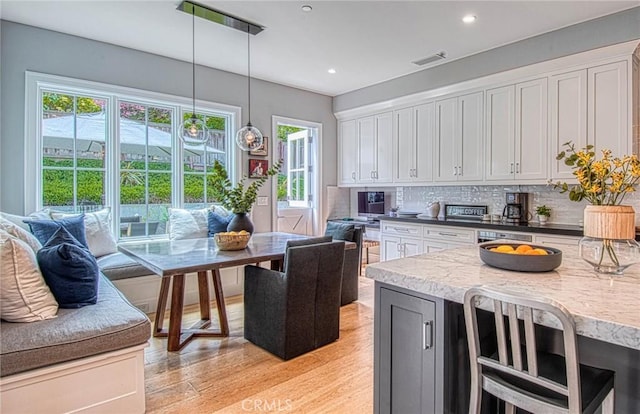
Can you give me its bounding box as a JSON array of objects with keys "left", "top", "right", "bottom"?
[
  {"left": 286, "top": 130, "right": 309, "bottom": 207},
  {"left": 27, "top": 73, "right": 240, "bottom": 239}
]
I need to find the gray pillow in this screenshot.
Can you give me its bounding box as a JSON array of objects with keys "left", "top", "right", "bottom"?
[{"left": 324, "top": 222, "right": 356, "bottom": 242}]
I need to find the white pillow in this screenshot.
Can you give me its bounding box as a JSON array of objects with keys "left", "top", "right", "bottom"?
[
  {"left": 0, "top": 209, "right": 51, "bottom": 231},
  {"left": 0, "top": 217, "right": 42, "bottom": 253},
  {"left": 0, "top": 230, "right": 58, "bottom": 322},
  {"left": 50, "top": 208, "right": 117, "bottom": 257},
  {"left": 168, "top": 208, "right": 210, "bottom": 240}
]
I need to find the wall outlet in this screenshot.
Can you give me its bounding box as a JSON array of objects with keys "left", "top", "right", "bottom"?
[{"left": 257, "top": 196, "right": 268, "bottom": 206}]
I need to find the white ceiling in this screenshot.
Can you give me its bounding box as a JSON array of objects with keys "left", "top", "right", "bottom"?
[{"left": 1, "top": 1, "right": 638, "bottom": 96}]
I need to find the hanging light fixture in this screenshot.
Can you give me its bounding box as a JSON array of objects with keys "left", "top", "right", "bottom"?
[
  {"left": 235, "top": 25, "right": 264, "bottom": 151},
  {"left": 179, "top": 4, "right": 208, "bottom": 146}
]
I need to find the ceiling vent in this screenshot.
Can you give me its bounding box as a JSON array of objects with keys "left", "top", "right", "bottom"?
[{"left": 412, "top": 52, "right": 446, "bottom": 66}]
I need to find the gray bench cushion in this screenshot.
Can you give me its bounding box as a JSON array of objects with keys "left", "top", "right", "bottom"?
[
  {"left": 0, "top": 275, "right": 151, "bottom": 377},
  {"left": 97, "top": 252, "right": 155, "bottom": 280}
]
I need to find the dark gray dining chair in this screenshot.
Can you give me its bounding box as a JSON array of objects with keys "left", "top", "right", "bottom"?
[
  {"left": 325, "top": 222, "right": 362, "bottom": 305},
  {"left": 464, "top": 287, "right": 615, "bottom": 414},
  {"left": 243, "top": 239, "right": 345, "bottom": 360}
]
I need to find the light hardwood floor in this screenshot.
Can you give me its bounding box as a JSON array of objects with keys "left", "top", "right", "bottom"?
[{"left": 144, "top": 276, "right": 375, "bottom": 413}]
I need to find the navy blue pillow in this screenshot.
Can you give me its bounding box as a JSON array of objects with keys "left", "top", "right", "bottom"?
[
  {"left": 324, "top": 222, "right": 356, "bottom": 242},
  {"left": 208, "top": 211, "right": 232, "bottom": 237},
  {"left": 24, "top": 214, "right": 88, "bottom": 249},
  {"left": 36, "top": 226, "right": 99, "bottom": 309}
]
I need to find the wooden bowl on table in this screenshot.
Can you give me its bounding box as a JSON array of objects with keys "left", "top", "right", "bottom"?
[
  {"left": 479, "top": 242, "right": 562, "bottom": 272},
  {"left": 214, "top": 232, "right": 251, "bottom": 251}
]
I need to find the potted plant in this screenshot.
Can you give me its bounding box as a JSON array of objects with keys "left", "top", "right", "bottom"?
[
  {"left": 535, "top": 205, "right": 551, "bottom": 224},
  {"left": 209, "top": 160, "right": 281, "bottom": 233},
  {"left": 552, "top": 141, "right": 640, "bottom": 274}
]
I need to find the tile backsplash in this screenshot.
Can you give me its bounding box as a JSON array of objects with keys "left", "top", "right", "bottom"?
[
  {"left": 344, "top": 185, "right": 640, "bottom": 226},
  {"left": 398, "top": 184, "right": 640, "bottom": 225}
]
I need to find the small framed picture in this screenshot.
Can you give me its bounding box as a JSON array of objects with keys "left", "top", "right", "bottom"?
[
  {"left": 249, "top": 136, "right": 268, "bottom": 156},
  {"left": 249, "top": 159, "right": 269, "bottom": 178}
]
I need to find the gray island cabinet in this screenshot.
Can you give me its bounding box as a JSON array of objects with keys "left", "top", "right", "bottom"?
[{"left": 367, "top": 244, "right": 640, "bottom": 414}]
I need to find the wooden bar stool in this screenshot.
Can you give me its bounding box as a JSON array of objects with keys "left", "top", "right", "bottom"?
[
  {"left": 464, "top": 287, "right": 615, "bottom": 414},
  {"left": 362, "top": 239, "right": 380, "bottom": 264}
]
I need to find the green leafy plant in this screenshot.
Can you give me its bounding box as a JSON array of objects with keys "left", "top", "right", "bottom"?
[
  {"left": 209, "top": 160, "right": 282, "bottom": 213},
  {"left": 535, "top": 205, "right": 551, "bottom": 217}
]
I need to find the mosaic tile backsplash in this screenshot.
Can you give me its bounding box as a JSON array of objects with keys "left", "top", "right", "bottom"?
[
  {"left": 399, "top": 184, "right": 640, "bottom": 225},
  {"left": 348, "top": 185, "right": 640, "bottom": 226}
]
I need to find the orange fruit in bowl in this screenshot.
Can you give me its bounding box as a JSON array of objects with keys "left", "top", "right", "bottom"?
[
  {"left": 515, "top": 244, "right": 533, "bottom": 253},
  {"left": 533, "top": 248, "right": 549, "bottom": 255},
  {"left": 524, "top": 249, "right": 543, "bottom": 255},
  {"left": 495, "top": 245, "right": 515, "bottom": 253}
]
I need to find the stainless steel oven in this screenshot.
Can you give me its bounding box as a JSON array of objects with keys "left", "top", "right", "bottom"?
[{"left": 477, "top": 230, "right": 532, "bottom": 243}]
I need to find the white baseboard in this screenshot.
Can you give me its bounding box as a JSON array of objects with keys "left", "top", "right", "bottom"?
[
  {"left": 113, "top": 267, "right": 243, "bottom": 313},
  {"left": 0, "top": 344, "right": 147, "bottom": 414}
]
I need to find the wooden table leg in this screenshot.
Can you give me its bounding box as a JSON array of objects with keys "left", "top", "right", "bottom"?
[
  {"left": 167, "top": 274, "right": 186, "bottom": 352},
  {"left": 153, "top": 277, "right": 171, "bottom": 336},
  {"left": 211, "top": 269, "right": 229, "bottom": 336},
  {"left": 194, "top": 271, "right": 212, "bottom": 330}
]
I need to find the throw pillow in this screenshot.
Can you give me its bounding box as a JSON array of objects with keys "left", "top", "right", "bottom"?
[
  {"left": 36, "top": 227, "right": 99, "bottom": 308},
  {"left": 0, "top": 216, "right": 42, "bottom": 253},
  {"left": 50, "top": 208, "right": 117, "bottom": 257},
  {"left": 0, "top": 230, "right": 58, "bottom": 322},
  {"left": 207, "top": 210, "right": 232, "bottom": 236},
  {"left": 25, "top": 214, "right": 89, "bottom": 248},
  {"left": 168, "top": 207, "right": 209, "bottom": 240},
  {"left": 324, "top": 222, "right": 356, "bottom": 242},
  {"left": 0, "top": 209, "right": 51, "bottom": 231}
]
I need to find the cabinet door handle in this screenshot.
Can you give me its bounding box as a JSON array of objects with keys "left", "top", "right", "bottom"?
[
  {"left": 453, "top": 166, "right": 458, "bottom": 176},
  {"left": 370, "top": 171, "right": 374, "bottom": 179},
  {"left": 351, "top": 171, "right": 356, "bottom": 180},
  {"left": 423, "top": 320, "right": 433, "bottom": 350},
  {"left": 458, "top": 165, "right": 462, "bottom": 176},
  {"left": 392, "top": 227, "right": 410, "bottom": 233},
  {"left": 516, "top": 162, "right": 520, "bottom": 174},
  {"left": 510, "top": 162, "right": 514, "bottom": 174}
]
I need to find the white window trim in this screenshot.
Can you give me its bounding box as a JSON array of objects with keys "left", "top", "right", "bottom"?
[
  {"left": 25, "top": 71, "right": 242, "bottom": 237},
  {"left": 271, "top": 115, "right": 323, "bottom": 235}
]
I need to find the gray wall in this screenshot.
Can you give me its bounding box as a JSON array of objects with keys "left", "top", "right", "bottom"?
[
  {"left": 0, "top": 21, "right": 336, "bottom": 232},
  {"left": 334, "top": 6, "right": 640, "bottom": 112}
]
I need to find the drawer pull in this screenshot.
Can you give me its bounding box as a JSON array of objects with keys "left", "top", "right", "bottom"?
[
  {"left": 392, "top": 227, "right": 410, "bottom": 233},
  {"left": 438, "top": 232, "right": 458, "bottom": 237}
]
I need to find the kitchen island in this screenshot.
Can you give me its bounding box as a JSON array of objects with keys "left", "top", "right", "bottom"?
[{"left": 366, "top": 245, "right": 640, "bottom": 413}]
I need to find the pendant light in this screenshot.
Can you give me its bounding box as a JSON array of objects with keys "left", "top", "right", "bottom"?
[
  {"left": 235, "top": 25, "right": 263, "bottom": 151},
  {"left": 179, "top": 5, "right": 208, "bottom": 146}
]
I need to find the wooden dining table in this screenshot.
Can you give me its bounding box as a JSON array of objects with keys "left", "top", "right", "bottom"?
[{"left": 118, "top": 232, "right": 353, "bottom": 351}]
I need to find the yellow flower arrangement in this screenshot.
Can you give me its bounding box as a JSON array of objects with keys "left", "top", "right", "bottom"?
[{"left": 551, "top": 142, "right": 640, "bottom": 205}]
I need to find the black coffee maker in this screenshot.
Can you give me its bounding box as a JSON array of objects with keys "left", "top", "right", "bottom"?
[{"left": 502, "top": 192, "right": 529, "bottom": 224}]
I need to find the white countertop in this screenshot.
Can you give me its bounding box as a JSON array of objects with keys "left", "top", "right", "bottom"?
[{"left": 365, "top": 244, "right": 640, "bottom": 350}]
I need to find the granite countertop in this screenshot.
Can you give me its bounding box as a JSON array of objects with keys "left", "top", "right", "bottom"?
[
  {"left": 365, "top": 244, "right": 640, "bottom": 350},
  {"left": 378, "top": 216, "right": 585, "bottom": 237}
]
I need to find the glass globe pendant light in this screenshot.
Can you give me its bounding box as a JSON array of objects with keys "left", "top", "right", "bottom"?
[
  {"left": 179, "top": 5, "right": 208, "bottom": 146},
  {"left": 236, "top": 26, "right": 263, "bottom": 151}
]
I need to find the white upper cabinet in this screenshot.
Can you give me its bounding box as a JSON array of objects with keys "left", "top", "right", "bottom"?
[
  {"left": 588, "top": 61, "right": 628, "bottom": 158},
  {"left": 346, "top": 112, "right": 393, "bottom": 185},
  {"left": 393, "top": 103, "right": 434, "bottom": 183},
  {"left": 485, "top": 78, "right": 547, "bottom": 182},
  {"left": 338, "top": 119, "right": 358, "bottom": 185},
  {"left": 435, "top": 92, "right": 483, "bottom": 182},
  {"left": 357, "top": 117, "right": 376, "bottom": 183},
  {"left": 549, "top": 70, "right": 588, "bottom": 180}
]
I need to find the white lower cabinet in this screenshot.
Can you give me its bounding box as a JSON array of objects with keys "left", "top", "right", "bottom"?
[{"left": 381, "top": 221, "right": 475, "bottom": 261}]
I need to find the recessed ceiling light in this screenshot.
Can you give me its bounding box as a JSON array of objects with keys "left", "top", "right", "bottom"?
[
  {"left": 328, "top": 68, "right": 336, "bottom": 74},
  {"left": 301, "top": 5, "right": 312, "bottom": 12},
  {"left": 462, "top": 15, "right": 477, "bottom": 24}
]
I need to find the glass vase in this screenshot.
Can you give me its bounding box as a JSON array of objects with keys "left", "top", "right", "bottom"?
[{"left": 578, "top": 237, "right": 640, "bottom": 275}]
